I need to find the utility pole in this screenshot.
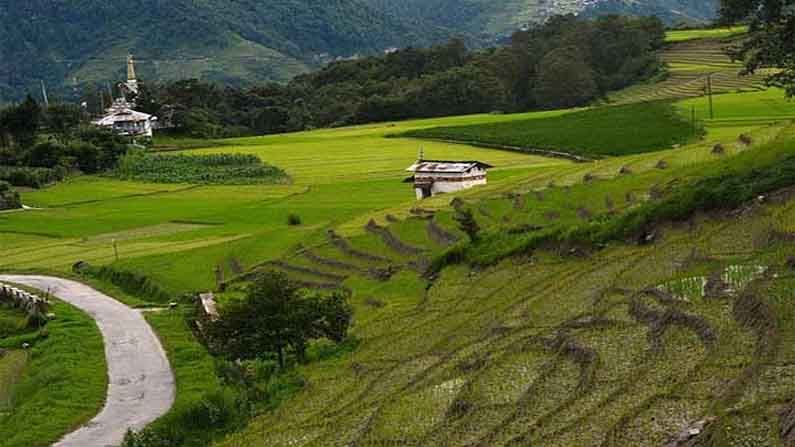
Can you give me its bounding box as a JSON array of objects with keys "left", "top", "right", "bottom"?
[
  {"left": 691, "top": 105, "right": 696, "bottom": 136},
  {"left": 706, "top": 73, "right": 714, "bottom": 120},
  {"left": 113, "top": 239, "right": 119, "bottom": 262}
]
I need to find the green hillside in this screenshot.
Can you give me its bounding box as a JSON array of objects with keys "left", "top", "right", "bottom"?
[
  {"left": 363, "top": 0, "right": 720, "bottom": 37},
  {"left": 0, "top": 0, "right": 448, "bottom": 102},
  {"left": 0, "top": 0, "right": 721, "bottom": 103},
  {"left": 2, "top": 85, "right": 795, "bottom": 445}
]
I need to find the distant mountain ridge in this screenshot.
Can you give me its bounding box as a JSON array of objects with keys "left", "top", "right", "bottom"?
[{"left": 0, "top": 0, "right": 718, "bottom": 102}]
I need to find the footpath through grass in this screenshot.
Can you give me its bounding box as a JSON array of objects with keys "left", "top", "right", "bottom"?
[{"left": 401, "top": 102, "right": 698, "bottom": 158}]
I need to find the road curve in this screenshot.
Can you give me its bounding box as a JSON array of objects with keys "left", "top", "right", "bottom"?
[{"left": 0, "top": 275, "right": 175, "bottom": 447}]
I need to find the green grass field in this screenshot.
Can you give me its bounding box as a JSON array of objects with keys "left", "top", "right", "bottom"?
[
  {"left": 609, "top": 35, "right": 771, "bottom": 106},
  {"left": 0, "top": 112, "right": 567, "bottom": 296},
  {"left": 665, "top": 26, "right": 748, "bottom": 42},
  {"left": 0, "top": 298, "right": 106, "bottom": 447},
  {"left": 400, "top": 102, "right": 698, "bottom": 158},
  {"left": 4, "top": 86, "right": 795, "bottom": 446}
]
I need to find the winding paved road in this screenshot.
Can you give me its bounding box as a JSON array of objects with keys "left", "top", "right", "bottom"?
[{"left": 0, "top": 275, "right": 175, "bottom": 447}]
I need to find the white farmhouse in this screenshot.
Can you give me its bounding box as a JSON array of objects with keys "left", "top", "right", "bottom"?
[
  {"left": 406, "top": 159, "right": 492, "bottom": 200},
  {"left": 94, "top": 99, "right": 156, "bottom": 137}
]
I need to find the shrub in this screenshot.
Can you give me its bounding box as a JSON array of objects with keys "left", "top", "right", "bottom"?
[
  {"left": 287, "top": 214, "right": 302, "bottom": 226},
  {"left": 0, "top": 165, "right": 66, "bottom": 188},
  {"left": 0, "top": 180, "right": 21, "bottom": 210},
  {"left": 75, "top": 263, "right": 172, "bottom": 303}
]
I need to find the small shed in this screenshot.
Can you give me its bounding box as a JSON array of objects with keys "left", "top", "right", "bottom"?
[{"left": 405, "top": 159, "right": 492, "bottom": 199}]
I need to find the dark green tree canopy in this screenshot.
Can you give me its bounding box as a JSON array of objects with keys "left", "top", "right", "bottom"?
[
  {"left": 721, "top": 0, "right": 795, "bottom": 95},
  {"left": 136, "top": 15, "right": 664, "bottom": 137},
  {"left": 209, "top": 271, "right": 353, "bottom": 368}
]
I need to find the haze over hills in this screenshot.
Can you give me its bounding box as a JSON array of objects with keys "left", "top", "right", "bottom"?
[{"left": 0, "top": 0, "right": 718, "bottom": 102}]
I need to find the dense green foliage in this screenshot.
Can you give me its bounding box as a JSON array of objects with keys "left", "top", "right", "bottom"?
[
  {"left": 0, "top": 98, "right": 132, "bottom": 189},
  {"left": 403, "top": 102, "right": 697, "bottom": 157},
  {"left": 721, "top": 0, "right": 795, "bottom": 96},
  {"left": 0, "top": 299, "right": 106, "bottom": 447},
  {"left": 120, "top": 306, "right": 301, "bottom": 447},
  {"left": 0, "top": 1, "right": 718, "bottom": 103},
  {"left": 208, "top": 271, "right": 353, "bottom": 368},
  {"left": 76, "top": 263, "right": 174, "bottom": 303},
  {"left": 138, "top": 15, "right": 665, "bottom": 137},
  {"left": 115, "top": 152, "right": 288, "bottom": 185},
  {"left": 0, "top": 166, "right": 66, "bottom": 189},
  {"left": 0, "top": 180, "right": 20, "bottom": 210},
  {"left": 0, "top": 0, "right": 455, "bottom": 103}
]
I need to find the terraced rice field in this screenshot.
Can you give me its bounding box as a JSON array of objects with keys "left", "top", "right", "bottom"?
[
  {"left": 219, "top": 167, "right": 795, "bottom": 446},
  {"left": 0, "top": 113, "right": 565, "bottom": 296},
  {"left": 209, "top": 93, "right": 795, "bottom": 446},
  {"left": 4, "top": 82, "right": 795, "bottom": 446},
  {"left": 609, "top": 36, "right": 772, "bottom": 105}
]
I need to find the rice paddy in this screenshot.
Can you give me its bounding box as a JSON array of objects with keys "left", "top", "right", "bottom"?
[
  {"left": 608, "top": 35, "right": 772, "bottom": 106},
  {"left": 3, "top": 69, "right": 795, "bottom": 446}
]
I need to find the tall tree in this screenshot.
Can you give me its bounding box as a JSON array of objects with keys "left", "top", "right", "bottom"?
[
  {"left": 534, "top": 47, "right": 599, "bottom": 109},
  {"left": 209, "top": 271, "right": 353, "bottom": 368},
  {"left": 0, "top": 95, "right": 41, "bottom": 148},
  {"left": 721, "top": 0, "right": 795, "bottom": 96}
]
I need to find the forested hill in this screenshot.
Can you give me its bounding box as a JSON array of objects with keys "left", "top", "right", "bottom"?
[
  {"left": 0, "top": 0, "right": 718, "bottom": 103},
  {"left": 0, "top": 0, "right": 448, "bottom": 102},
  {"left": 363, "top": 0, "right": 720, "bottom": 37}
]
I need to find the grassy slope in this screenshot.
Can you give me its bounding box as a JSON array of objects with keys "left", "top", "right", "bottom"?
[
  {"left": 0, "top": 299, "right": 106, "bottom": 447},
  {"left": 400, "top": 102, "right": 698, "bottom": 158},
  {"left": 216, "top": 93, "right": 795, "bottom": 446},
  {"left": 141, "top": 308, "right": 228, "bottom": 445},
  {"left": 220, "top": 168, "right": 795, "bottom": 446},
  {"left": 0, "top": 112, "right": 567, "bottom": 295},
  {"left": 2, "top": 79, "right": 794, "bottom": 446},
  {"left": 608, "top": 34, "right": 770, "bottom": 106}
]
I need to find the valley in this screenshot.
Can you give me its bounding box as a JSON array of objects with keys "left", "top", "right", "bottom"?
[{"left": 2, "top": 22, "right": 795, "bottom": 447}]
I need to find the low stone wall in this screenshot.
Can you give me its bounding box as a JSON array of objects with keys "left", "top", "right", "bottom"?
[{"left": 0, "top": 282, "right": 50, "bottom": 320}]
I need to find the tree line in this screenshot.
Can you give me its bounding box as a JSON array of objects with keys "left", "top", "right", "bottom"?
[
  {"left": 0, "top": 96, "right": 131, "bottom": 188},
  {"left": 135, "top": 14, "right": 666, "bottom": 138}
]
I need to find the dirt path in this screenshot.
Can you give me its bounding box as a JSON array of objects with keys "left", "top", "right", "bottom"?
[{"left": 0, "top": 275, "right": 175, "bottom": 447}]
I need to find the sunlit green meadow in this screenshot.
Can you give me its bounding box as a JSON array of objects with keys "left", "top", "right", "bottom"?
[{"left": 1, "top": 112, "right": 569, "bottom": 295}]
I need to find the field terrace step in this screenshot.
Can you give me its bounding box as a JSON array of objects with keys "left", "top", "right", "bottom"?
[
  {"left": 327, "top": 230, "right": 393, "bottom": 264},
  {"left": 229, "top": 265, "right": 345, "bottom": 292},
  {"left": 297, "top": 244, "right": 397, "bottom": 281},
  {"left": 426, "top": 219, "right": 460, "bottom": 247},
  {"left": 261, "top": 260, "right": 348, "bottom": 283},
  {"left": 364, "top": 219, "right": 426, "bottom": 256}
]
